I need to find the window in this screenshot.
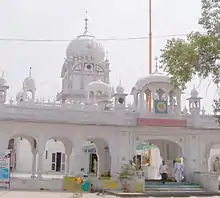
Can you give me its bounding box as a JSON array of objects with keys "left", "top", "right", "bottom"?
[
  {"left": 51, "top": 164, "right": 55, "bottom": 171},
  {"left": 51, "top": 153, "right": 56, "bottom": 171},
  {"left": 52, "top": 153, "right": 55, "bottom": 162}
]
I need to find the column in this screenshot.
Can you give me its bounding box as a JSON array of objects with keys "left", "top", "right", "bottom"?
[
  {"left": 71, "top": 150, "right": 82, "bottom": 175},
  {"left": 72, "top": 138, "right": 84, "bottom": 175},
  {"left": 134, "top": 93, "right": 138, "bottom": 110},
  {"left": 138, "top": 91, "right": 144, "bottom": 112},
  {"left": 109, "top": 138, "right": 120, "bottom": 178},
  {"left": 176, "top": 94, "right": 181, "bottom": 114},
  {"left": 65, "top": 153, "right": 71, "bottom": 176},
  {"left": 31, "top": 150, "right": 37, "bottom": 178},
  {"left": 110, "top": 153, "right": 119, "bottom": 179},
  {"left": 36, "top": 138, "right": 46, "bottom": 179}
]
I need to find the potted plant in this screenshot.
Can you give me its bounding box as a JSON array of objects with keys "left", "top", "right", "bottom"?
[{"left": 118, "top": 163, "right": 136, "bottom": 192}]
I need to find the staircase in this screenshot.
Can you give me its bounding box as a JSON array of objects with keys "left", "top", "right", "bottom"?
[{"left": 145, "top": 180, "right": 218, "bottom": 196}]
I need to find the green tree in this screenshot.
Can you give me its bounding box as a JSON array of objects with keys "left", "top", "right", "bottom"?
[{"left": 160, "top": 0, "right": 220, "bottom": 90}]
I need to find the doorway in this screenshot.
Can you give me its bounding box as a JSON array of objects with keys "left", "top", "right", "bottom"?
[
  {"left": 51, "top": 152, "right": 65, "bottom": 172},
  {"left": 89, "top": 153, "right": 98, "bottom": 174}
]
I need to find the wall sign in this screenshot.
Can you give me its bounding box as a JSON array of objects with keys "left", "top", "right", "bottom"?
[
  {"left": 154, "top": 100, "right": 168, "bottom": 114},
  {"left": 0, "top": 150, "right": 11, "bottom": 189}
]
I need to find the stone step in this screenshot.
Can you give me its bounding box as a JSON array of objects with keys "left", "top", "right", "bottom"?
[
  {"left": 145, "top": 180, "right": 189, "bottom": 184},
  {"left": 145, "top": 187, "right": 204, "bottom": 191},
  {"left": 145, "top": 184, "right": 201, "bottom": 188},
  {"left": 105, "top": 189, "right": 220, "bottom": 197}
]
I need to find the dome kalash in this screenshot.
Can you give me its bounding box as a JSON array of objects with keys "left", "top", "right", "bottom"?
[{"left": 66, "top": 32, "right": 105, "bottom": 63}]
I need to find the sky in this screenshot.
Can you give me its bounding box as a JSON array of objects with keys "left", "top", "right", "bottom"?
[{"left": 0, "top": 0, "right": 217, "bottom": 113}]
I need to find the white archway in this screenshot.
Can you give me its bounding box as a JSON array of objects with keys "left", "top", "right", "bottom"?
[{"left": 82, "top": 137, "right": 111, "bottom": 178}]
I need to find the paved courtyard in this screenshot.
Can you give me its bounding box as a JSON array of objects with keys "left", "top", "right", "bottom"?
[{"left": 0, "top": 191, "right": 220, "bottom": 198}]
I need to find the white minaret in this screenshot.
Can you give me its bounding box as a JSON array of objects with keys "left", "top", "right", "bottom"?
[
  {"left": 187, "top": 86, "right": 202, "bottom": 114},
  {"left": 22, "top": 67, "right": 36, "bottom": 102},
  {"left": 112, "top": 80, "right": 127, "bottom": 109},
  {"left": 187, "top": 86, "right": 202, "bottom": 127},
  {"left": 0, "top": 71, "right": 9, "bottom": 104}
]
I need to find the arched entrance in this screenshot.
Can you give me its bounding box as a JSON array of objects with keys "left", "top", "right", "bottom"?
[
  {"left": 7, "top": 134, "right": 37, "bottom": 178},
  {"left": 135, "top": 138, "right": 183, "bottom": 180},
  {"left": 204, "top": 142, "right": 220, "bottom": 172},
  {"left": 45, "top": 136, "right": 73, "bottom": 177},
  {"left": 81, "top": 137, "right": 111, "bottom": 178}
]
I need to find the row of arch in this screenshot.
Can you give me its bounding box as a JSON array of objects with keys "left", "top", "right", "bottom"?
[
  {"left": 4, "top": 133, "right": 220, "bottom": 180},
  {"left": 6, "top": 134, "right": 112, "bottom": 179}
]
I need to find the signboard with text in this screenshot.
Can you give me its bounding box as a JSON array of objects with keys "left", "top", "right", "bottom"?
[{"left": 0, "top": 150, "right": 11, "bottom": 189}]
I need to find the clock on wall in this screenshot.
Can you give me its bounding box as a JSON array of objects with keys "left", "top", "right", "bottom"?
[{"left": 84, "top": 63, "right": 94, "bottom": 71}]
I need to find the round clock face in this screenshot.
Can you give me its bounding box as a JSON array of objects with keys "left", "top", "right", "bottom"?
[
  {"left": 118, "top": 97, "right": 124, "bottom": 104},
  {"left": 86, "top": 64, "right": 92, "bottom": 70}
]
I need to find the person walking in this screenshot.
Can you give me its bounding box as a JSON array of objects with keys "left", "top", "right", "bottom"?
[
  {"left": 159, "top": 160, "right": 168, "bottom": 184},
  {"left": 173, "top": 158, "right": 184, "bottom": 183}
]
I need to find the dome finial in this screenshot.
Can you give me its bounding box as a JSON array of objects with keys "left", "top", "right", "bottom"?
[
  {"left": 29, "top": 66, "right": 32, "bottom": 77},
  {"left": 84, "top": 9, "right": 89, "bottom": 34},
  {"left": 154, "top": 57, "right": 158, "bottom": 73}
]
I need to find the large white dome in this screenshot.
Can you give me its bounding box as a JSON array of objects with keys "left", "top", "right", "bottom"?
[{"left": 66, "top": 33, "right": 105, "bottom": 63}]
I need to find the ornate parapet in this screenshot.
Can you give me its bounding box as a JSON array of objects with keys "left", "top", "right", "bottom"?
[{"left": 0, "top": 104, "right": 138, "bottom": 126}]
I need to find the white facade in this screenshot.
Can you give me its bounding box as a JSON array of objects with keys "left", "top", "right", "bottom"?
[{"left": 0, "top": 14, "right": 220, "bottom": 188}]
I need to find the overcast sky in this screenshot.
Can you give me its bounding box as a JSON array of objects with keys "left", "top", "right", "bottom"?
[{"left": 0, "top": 0, "right": 216, "bottom": 112}]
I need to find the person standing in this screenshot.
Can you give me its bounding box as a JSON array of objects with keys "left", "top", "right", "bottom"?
[
  {"left": 159, "top": 160, "right": 168, "bottom": 184},
  {"left": 173, "top": 158, "right": 184, "bottom": 183}
]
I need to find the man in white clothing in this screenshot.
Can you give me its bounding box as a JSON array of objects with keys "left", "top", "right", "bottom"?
[
  {"left": 159, "top": 160, "right": 168, "bottom": 184},
  {"left": 173, "top": 158, "right": 184, "bottom": 183}
]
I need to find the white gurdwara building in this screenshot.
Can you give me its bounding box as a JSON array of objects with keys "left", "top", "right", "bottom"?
[{"left": 0, "top": 15, "right": 220, "bottom": 190}]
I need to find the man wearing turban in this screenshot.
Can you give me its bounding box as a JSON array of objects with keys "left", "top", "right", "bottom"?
[{"left": 173, "top": 157, "right": 184, "bottom": 183}]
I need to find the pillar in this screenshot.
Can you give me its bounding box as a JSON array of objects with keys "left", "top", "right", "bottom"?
[
  {"left": 65, "top": 153, "right": 71, "bottom": 176},
  {"left": 138, "top": 91, "right": 144, "bottom": 112},
  {"left": 36, "top": 137, "right": 46, "bottom": 179},
  {"left": 109, "top": 137, "right": 120, "bottom": 178},
  {"left": 71, "top": 137, "right": 84, "bottom": 175},
  {"left": 31, "top": 149, "right": 37, "bottom": 178}
]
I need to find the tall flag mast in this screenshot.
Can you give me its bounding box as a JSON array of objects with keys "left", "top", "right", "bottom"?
[
  {"left": 149, "top": 0, "right": 152, "bottom": 74},
  {"left": 149, "top": 0, "right": 153, "bottom": 111}
]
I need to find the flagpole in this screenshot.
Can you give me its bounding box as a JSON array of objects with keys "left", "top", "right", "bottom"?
[
  {"left": 149, "top": 0, "right": 152, "bottom": 74},
  {"left": 149, "top": 0, "right": 153, "bottom": 111}
]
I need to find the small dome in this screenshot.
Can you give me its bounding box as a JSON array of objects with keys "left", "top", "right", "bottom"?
[
  {"left": 66, "top": 33, "right": 105, "bottom": 63},
  {"left": 134, "top": 72, "right": 170, "bottom": 90},
  {"left": 23, "top": 76, "right": 36, "bottom": 91},
  {"left": 16, "top": 90, "right": 26, "bottom": 102},
  {"left": 190, "top": 87, "right": 199, "bottom": 98},
  {"left": 88, "top": 80, "right": 111, "bottom": 93},
  {"left": 116, "top": 81, "right": 124, "bottom": 94}
]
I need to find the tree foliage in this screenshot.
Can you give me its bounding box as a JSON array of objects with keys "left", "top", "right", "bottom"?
[{"left": 160, "top": 0, "right": 220, "bottom": 90}]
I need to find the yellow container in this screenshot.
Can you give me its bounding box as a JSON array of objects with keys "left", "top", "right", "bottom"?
[
  {"left": 103, "top": 180, "right": 119, "bottom": 190},
  {"left": 135, "top": 181, "right": 144, "bottom": 192}
]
